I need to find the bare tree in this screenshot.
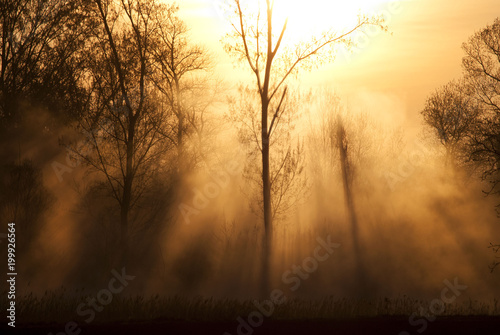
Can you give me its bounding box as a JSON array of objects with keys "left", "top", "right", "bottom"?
[
  {"left": 336, "top": 114, "right": 367, "bottom": 287},
  {"left": 462, "top": 18, "right": 500, "bottom": 211},
  {"left": 150, "top": 8, "right": 214, "bottom": 173},
  {"left": 313, "top": 93, "right": 392, "bottom": 295},
  {"left": 0, "top": 0, "right": 90, "bottom": 125},
  {"left": 223, "top": 0, "right": 386, "bottom": 295},
  {"left": 420, "top": 80, "right": 480, "bottom": 165},
  {"left": 228, "top": 86, "right": 306, "bottom": 222},
  {"left": 71, "top": 0, "right": 176, "bottom": 267}
]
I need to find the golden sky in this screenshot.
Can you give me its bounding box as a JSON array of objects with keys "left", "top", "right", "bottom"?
[{"left": 178, "top": 0, "right": 499, "bottom": 129}]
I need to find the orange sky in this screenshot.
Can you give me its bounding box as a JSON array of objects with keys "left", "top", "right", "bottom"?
[{"left": 178, "top": 0, "right": 499, "bottom": 130}]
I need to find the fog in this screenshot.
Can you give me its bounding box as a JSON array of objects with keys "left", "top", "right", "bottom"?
[
  {"left": 1, "top": 3, "right": 499, "bottom": 318},
  {"left": 4, "top": 89, "right": 498, "bottom": 303}
]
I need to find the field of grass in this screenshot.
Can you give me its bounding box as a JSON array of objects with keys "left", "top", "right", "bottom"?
[{"left": 12, "top": 289, "right": 500, "bottom": 324}]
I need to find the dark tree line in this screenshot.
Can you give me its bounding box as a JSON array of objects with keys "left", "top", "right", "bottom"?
[
  {"left": 0, "top": 0, "right": 90, "bottom": 126},
  {"left": 0, "top": 0, "right": 213, "bottom": 276},
  {"left": 0, "top": 0, "right": 92, "bottom": 271}
]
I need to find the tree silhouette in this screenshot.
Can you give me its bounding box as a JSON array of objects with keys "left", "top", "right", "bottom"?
[
  {"left": 0, "top": 0, "right": 90, "bottom": 127},
  {"left": 420, "top": 80, "right": 480, "bottom": 166},
  {"left": 0, "top": 160, "right": 53, "bottom": 259},
  {"left": 462, "top": 18, "right": 500, "bottom": 212},
  {"left": 228, "top": 86, "right": 307, "bottom": 222},
  {"left": 311, "top": 92, "right": 398, "bottom": 295},
  {"left": 223, "top": 0, "right": 386, "bottom": 296},
  {"left": 70, "top": 0, "right": 179, "bottom": 267},
  {"left": 149, "top": 9, "right": 215, "bottom": 173}
]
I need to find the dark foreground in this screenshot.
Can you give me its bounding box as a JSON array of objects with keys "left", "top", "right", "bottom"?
[{"left": 5, "top": 316, "right": 500, "bottom": 335}]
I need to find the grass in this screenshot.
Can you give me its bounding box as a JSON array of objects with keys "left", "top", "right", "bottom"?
[{"left": 12, "top": 289, "right": 500, "bottom": 324}]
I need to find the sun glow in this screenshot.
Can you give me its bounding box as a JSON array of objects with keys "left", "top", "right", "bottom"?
[
  {"left": 218, "top": 0, "right": 398, "bottom": 43},
  {"left": 272, "top": 0, "right": 396, "bottom": 41}
]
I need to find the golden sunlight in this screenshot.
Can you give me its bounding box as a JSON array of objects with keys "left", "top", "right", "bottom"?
[
  {"left": 270, "top": 0, "right": 398, "bottom": 40},
  {"left": 8, "top": 0, "right": 500, "bottom": 332}
]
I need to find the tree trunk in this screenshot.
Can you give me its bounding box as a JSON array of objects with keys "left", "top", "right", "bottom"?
[
  {"left": 120, "top": 119, "right": 135, "bottom": 268},
  {"left": 261, "top": 128, "right": 272, "bottom": 297},
  {"left": 260, "top": 89, "right": 274, "bottom": 296},
  {"left": 336, "top": 115, "right": 366, "bottom": 292},
  {"left": 260, "top": 0, "right": 276, "bottom": 297},
  {"left": 119, "top": 200, "right": 129, "bottom": 267},
  {"left": 177, "top": 112, "right": 184, "bottom": 168},
  {"left": 176, "top": 80, "right": 184, "bottom": 168}
]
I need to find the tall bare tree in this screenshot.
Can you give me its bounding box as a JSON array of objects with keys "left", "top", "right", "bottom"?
[
  {"left": 223, "top": 0, "right": 385, "bottom": 295},
  {"left": 72, "top": 0, "right": 177, "bottom": 267},
  {"left": 228, "top": 86, "right": 306, "bottom": 222}
]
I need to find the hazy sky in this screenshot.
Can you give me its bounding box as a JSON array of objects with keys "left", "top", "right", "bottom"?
[{"left": 177, "top": 0, "right": 499, "bottom": 128}]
